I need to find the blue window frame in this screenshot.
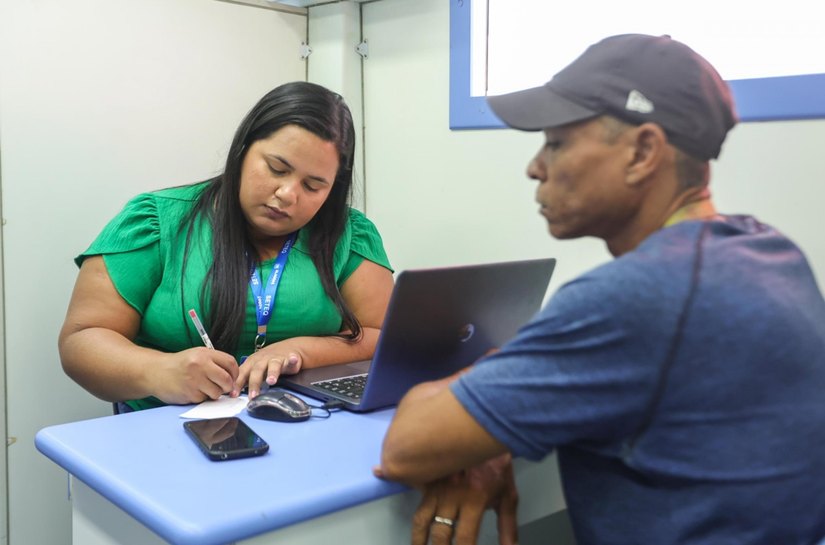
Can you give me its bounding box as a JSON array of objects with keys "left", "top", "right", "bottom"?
[{"left": 450, "top": 0, "right": 825, "bottom": 130}]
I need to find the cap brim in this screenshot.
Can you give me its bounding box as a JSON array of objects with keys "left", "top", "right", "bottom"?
[{"left": 486, "top": 85, "right": 599, "bottom": 131}]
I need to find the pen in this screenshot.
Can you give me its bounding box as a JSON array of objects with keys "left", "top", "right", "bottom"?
[{"left": 188, "top": 309, "right": 215, "bottom": 349}]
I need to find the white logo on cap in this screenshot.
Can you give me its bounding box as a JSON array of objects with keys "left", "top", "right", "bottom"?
[{"left": 625, "top": 90, "right": 654, "bottom": 114}]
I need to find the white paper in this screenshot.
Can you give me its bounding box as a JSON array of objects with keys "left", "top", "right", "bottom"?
[{"left": 179, "top": 395, "right": 249, "bottom": 419}]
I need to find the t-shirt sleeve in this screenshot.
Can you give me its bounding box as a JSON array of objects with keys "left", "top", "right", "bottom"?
[
  {"left": 339, "top": 209, "right": 393, "bottom": 282},
  {"left": 75, "top": 193, "right": 163, "bottom": 315},
  {"left": 450, "top": 271, "right": 677, "bottom": 461}
]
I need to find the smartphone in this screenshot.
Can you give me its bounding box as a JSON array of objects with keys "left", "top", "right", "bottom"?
[{"left": 183, "top": 417, "right": 269, "bottom": 461}]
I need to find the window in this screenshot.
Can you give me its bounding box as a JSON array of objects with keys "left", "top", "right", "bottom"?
[{"left": 451, "top": 0, "right": 825, "bottom": 129}]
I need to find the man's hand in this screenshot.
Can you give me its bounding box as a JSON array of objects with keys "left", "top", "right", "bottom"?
[{"left": 410, "top": 454, "right": 519, "bottom": 545}]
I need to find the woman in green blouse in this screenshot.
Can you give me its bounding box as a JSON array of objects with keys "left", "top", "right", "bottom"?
[{"left": 59, "top": 82, "right": 394, "bottom": 412}]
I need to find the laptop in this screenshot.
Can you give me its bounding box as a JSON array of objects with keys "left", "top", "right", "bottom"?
[{"left": 278, "top": 258, "right": 556, "bottom": 412}]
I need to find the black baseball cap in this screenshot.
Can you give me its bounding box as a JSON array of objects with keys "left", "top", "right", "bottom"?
[{"left": 486, "top": 34, "right": 738, "bottom": 160}]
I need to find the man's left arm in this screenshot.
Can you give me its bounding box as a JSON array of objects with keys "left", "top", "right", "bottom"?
[
  {"left": 376, "top": 376, "right": 520, "bottom": 545},
  {"left": 378, "top": 376, "right": 508, "bottom": 485}
]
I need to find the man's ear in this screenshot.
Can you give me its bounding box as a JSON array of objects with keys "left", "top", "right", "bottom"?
[{"left": 625, "top": 123, "right": 669, "bottom": 186}]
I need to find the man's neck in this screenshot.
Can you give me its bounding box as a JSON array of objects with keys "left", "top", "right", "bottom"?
[
  {"left": 662, "top": 188, "right": 718, "bottom": 228},
  {"left": 605, "top": 187, "right": 717, "bottom": 257}
]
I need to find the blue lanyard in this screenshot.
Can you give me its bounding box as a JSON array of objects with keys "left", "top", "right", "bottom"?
[{"left": 249, "top": 232, "right": 296, "bottom": 351}]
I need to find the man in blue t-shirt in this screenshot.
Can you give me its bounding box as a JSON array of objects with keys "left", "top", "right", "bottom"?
[{"left": 376, "top": 34, "right": 825, "bottom": 545}]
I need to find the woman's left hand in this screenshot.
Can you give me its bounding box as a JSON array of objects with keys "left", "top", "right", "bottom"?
[{"left": 233, "top": 342, "right": 303, "bottom": 398}]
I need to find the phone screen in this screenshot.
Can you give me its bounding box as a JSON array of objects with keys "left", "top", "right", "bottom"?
[{"left": 184, "top": 417, "right": 269, "bottom": 461}]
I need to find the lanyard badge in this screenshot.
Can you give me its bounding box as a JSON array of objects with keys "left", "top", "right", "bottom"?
[{"left": 248, "top": 232, "right": 297, "bottom": 352}]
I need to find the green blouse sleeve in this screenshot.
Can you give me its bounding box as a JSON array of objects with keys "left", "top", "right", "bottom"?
[
  {"left": 339, "top": 208, "right": 393, "bottom": 283},
  {"left": 75, "top": 193, "right": 163, "bottom": 315}
]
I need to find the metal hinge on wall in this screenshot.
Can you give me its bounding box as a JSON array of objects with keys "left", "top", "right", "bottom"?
[
  {"left": 299, "top": 42, "right": 312, "bottom": 59},
  {"left": 355, "top": 40, "right": 368, "bottom": 59}
]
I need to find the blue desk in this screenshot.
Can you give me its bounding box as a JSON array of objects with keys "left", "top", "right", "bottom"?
[{"left": 36, "top": 401, "right": 564, "bottom": 545}]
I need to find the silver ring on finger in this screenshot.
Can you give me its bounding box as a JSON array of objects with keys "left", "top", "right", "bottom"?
[{"left": 432, "top": 516, "right": 456, "bottom": 528}]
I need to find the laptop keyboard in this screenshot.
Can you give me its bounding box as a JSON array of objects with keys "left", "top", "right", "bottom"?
[{"left": 311, "top": 373, "right": 368, "bottom": 401}]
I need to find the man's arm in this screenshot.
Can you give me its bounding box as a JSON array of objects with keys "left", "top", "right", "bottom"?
[
  {"left": 378, "top": 375, "right": 508, "bottom": 486},
  {"left": 377, "top": 375, "right": 520, "bottom": 545}
]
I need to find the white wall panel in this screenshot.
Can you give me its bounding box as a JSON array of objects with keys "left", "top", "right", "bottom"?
[{"left": 0, "top": 1, "right": 306, "bottom": 543}]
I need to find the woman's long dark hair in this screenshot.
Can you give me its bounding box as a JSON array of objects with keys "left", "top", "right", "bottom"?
[{"left": 185, "top": 81, "right": 360, "bottom": 354}]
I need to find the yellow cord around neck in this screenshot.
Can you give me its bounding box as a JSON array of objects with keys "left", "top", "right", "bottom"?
[{"left": 663, "top": 197, "right": 719, "bottom": 228}]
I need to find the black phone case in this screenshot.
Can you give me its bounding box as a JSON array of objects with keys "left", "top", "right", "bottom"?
[{"left": 184, "top": 417, "right": 269, "bottom": 461}]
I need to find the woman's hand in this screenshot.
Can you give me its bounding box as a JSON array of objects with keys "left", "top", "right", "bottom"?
[
  {"left": 234, "top": 341, "right": 304, "bottom": 398},
  {"left": 150, "top": 347, "right": 240, "bottom": 405}
]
